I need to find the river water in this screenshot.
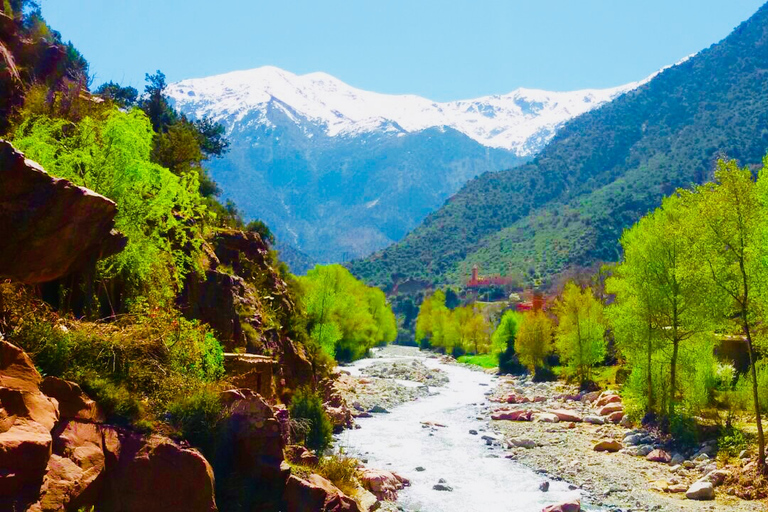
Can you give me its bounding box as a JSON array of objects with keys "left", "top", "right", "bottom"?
[{"left": 336, "top": 348, "right": 587, "bottom": 512}]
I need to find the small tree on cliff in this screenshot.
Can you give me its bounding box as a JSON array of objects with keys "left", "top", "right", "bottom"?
[{"left": 289, "top": 387, "right": 333, "bottom": 454}]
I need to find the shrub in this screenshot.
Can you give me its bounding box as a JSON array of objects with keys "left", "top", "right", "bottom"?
[
  {"left": 289, "top": 387, "right": 333, "bottom": 454},
  {"left": 167, "top": 387, "right": 228, "bottom": 452},
  {"left": 316, "top": 454, "right": 359, "bottom": 496}
]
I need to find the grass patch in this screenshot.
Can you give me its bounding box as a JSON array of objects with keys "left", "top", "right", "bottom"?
[{"left": 457, "top": 353, "right": 499, "bottom": 369}]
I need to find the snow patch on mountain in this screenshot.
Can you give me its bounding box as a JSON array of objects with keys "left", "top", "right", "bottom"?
[{"left": 167, "top": 66, "right": 660, "bottom": 156}]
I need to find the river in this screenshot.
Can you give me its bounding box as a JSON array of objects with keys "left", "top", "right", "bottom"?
[{"left": 336, "top": 347, "right": 588, "bottom": 512}]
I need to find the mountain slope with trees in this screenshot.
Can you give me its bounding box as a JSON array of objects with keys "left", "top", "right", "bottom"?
[{"left": 349, "top": 1, "right": 768, "bottom": 290}]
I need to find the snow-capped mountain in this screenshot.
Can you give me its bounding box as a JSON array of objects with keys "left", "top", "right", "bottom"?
[
  {"left": 167, "top": 66, "right": 654, "bottom": 266},
  {"left": 169, "top": 66, "right": 646, "bottom": 157}
]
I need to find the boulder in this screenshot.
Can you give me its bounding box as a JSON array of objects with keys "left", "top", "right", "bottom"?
[
  {"left": 325, "top": 405, "right": 353, "bottom": 433},
  {"left": 508, "top": 438, "right": 537, "bottom": 449},
  {"left": 685, "top": 481, "right": 715, "bottom": 500},
  {"left": 0, "top": 140, "right": 125, "bottom": 284},
  {"left": 491, "top": 409, "right": 531, "bottom": 421},
  {"left": 285, "top": 444, "right": 319, "bottom": 467},
  {"left": 549, "top": 409, "right": 582, "bottom": 422},
  {"left": 219, "top": 389, "right": 287, "bottom": 484},
  {"left": 99, "top": 434, "right": 217, "bottom": 512},
  {"left": 284, "top": 473, "right": 361, "bottom": 512},
  {"left": 40, "top": 377, "right": 104, "bottom": 423},
  {"left": 598, "top": 404, "right": 623, "bottom": 416},
  {"left": 581, "top": 391, "right": 600, "bottom": 403},
  {"left": 359, "top": 468, "right": 409, "bottom": 501},
  {"left": 699, "top": 469, "right": 730, "bottom": 487},
  {"left": 593, "top": 440, "right": 622, "bottom": 452},
  {"left": 533, "top": 412, "right": 560, "bottom": 423},
  {"left": 0, "top": 418, "right": 52, "bottom": 505},
  {"left": 595, "top": 394, "right": 622, "bottom": 408},
  {"left": 584, "top": 416, "right": 605, "bottom": 425},
  {"left": 32, "top": 421, "right": 110, "bottom": 511},
  {"left": 646, "top": 449, "right": 672, "bottom": 463},
  {"left": 542, "top": 500, "right": 580, "bottom": 512},
  {"left": 0, "top": 339, "right": 44, "bottom": 392},
  {"left": 670, "top": 453, "right": 686, "bottom": 465},
  {"left": 606, "top": 411, "right": 624, "bottom": 423}
]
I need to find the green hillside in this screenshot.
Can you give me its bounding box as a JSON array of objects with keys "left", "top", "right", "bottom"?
[{"left": 349, "top": 1, "right": 768, "bottom": 290}]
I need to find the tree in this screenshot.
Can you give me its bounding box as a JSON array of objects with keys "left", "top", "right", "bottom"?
[
  {"left": 299, "top": 265, "right": 396, "bottom": 362},
  {"left": 553, "top": 281, "right": 607, "bottom": 386},
  {"left": 514, "top": 310, "right": 552, "bottom": 373},
  {"left": 289, "top": 387, "right": 333, "bottom": 454},
  {"left": 606, "top": 264, "right": 663, "bottom": 415},
  {"left": 614, "top": 195, "right": 712, "bottom": 417},
  {"left": 493, "top": 310, "right": 525, "bottom": 374},
  {"left": 95, "top": 82, "right": 138, "bottom": 108},
  {"left": 680, "top": 157, "right": 767, "bottom": 472}
]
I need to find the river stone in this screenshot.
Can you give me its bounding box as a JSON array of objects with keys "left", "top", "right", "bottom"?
[
  {"left": 584, "top": 416, "right": 605, "bottom": 425},
  {"left": 539, "top": 480, "right": 550, "bottom": 492},
  {"left": 593, "top": 440, "right": 622, "bottom": 452},
  {"left": 670, "top": 453, "right": 686, "bottom": 465},
  {"left": 508, "top": 438, "right": 536, "bottom": 449},
  {"left": 433, "top": 483, "right": 453, "bottom": 492},
  {"left": 686, "top": 481, "right": 714, "bottom": 500}
]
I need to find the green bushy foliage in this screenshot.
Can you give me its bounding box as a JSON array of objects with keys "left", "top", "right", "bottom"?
[
  {"left": 12, "top": 108, "right": 206, "bottom": 303},
  {"left": 415, "top": 290, "right": 493, "bottom": 356},
  {"left": 167, "top": 387, "right": 228, "bottom": 451},
  {"left": 4, "top": 285, "right": 225, "bottom": 428},
  {"left": 289, "top": 387, "right": 333, "bottom": 454},
  {"left": 299, "top": 265, "right": 396, "bottom": 362}
]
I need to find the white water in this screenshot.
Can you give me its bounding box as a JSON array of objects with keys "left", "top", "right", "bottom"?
[{"left": 337, "top": 350, "right": 588, "bottom": 512}]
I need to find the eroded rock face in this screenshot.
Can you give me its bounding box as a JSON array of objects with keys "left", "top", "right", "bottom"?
[
  {"left": 41, "top": 376, "right": 105, "bottom": 423},
  {"left": 0, "top": 340, "right": 58, "bottom": 508},
  {"left": 99, "top": 434, "right": 217, "bottom": 512},
  {"left": 214, "top": 389, "right": 288, "bottom": 509},
  {"left": 0, "top": 340, "right": 218, "bottom": 512},
  {"left": 0, "top": 140, "right": 126, "bottom": 284}
]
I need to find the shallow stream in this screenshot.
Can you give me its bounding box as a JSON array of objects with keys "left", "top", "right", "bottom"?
[{"left": 337, "top": 348, "right": 588, "bottom": 512}]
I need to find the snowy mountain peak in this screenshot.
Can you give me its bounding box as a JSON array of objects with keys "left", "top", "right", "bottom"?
[{"left": 168, "top": 66, "right": 654, "bottom": 156}]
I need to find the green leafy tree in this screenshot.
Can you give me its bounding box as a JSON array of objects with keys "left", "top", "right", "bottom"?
[
  {"left": 514, "top": 310, "right": 552, "bottom": 373},
  {"left": 612, "top": 195, "right": 713, "bottom": 417},
  {"left": 493, "top": 310, "right": 525, "bottom": 374},
  {"left": 680, "top": 157, "right": 768, "bottom": 471},
  {"left": 299, "top": 265, "right": 396, "bottom": 362},
  {"left": 553, "top": 282, "right": 607, "bottom": 386},
  {"left": 12, "top": 108, "right": 205, "bottom": 305}
]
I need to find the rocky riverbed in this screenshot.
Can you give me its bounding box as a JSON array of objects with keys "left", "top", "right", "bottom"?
[{"left": 486, "top": 376, "right": 762, "bottom": 511}]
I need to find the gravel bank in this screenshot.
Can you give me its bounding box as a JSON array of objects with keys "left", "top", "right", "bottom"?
[{"left": 486, "top": 377, "right": 761, "bottom": 511}]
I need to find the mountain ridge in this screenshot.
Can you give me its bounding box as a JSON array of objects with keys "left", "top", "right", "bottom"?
[{"left": 348, "top": 2, "right": 768, "bottom": 290}]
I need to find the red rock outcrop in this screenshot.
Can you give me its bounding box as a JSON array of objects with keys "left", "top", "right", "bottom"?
[
  {"left": 0, "top": 340, "right": 219, "bottom": 512},
  {"left": 0, "top": 140, "right": 126, "bottom": 284},
  {"left": 99, "top": 434, "right": 217, "bottom": 512},
  {"left": 283, "top": 473, "right": 361, "bottom": 512},
  {"left": 359, "top": 468, "right": 409, "bottom": 501}
]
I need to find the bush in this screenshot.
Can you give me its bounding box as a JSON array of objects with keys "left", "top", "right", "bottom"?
[
  {"left": 316, "top": 454, "right": 359, "bottom": 496},
  {"left": 533, "top": 366, "right": 557, "bottom": 382},
  {"left": 167, "top": 387, "right": 228, "bottom": 452},
  {"left": 718, "top": 425, "right": 752, "bottom": 457},
  {"left": 289, "top": 387, "right": 333, "bottom": 454}
]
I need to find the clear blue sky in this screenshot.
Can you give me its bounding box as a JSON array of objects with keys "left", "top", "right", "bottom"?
[{"left": 40, "top": 0, "right": 766, "bottom": 101}]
